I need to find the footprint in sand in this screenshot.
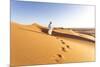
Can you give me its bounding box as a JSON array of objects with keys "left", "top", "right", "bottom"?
[
  {"left": 60, "top": 40, "right": 70, "bottom": 52},
  {"left": 66, "top": 45, "right": 70, "bottom": 49},
  {"left": 60, "top": 39, "right": 70, "bottom": 49},
  {"left": 60, "top": 40, "right": 66, "bottom": 44},
  {"left": 55, "top": 37, "right": 65, "bottom": 44},
  {"left": 54, "top": 54, "right": 63, "bottom": 63},
  {"left": 61, "top": 47, "right": 67, "bottom": 52},
  {"left": 57, "top": 54, "right": 63, "bottom": 58},
  {"left": 54, "top": 38, "right": 70, "bottom": 63},
  {"left": 55, "top": 54, "right": 63, "bottom": 63}
]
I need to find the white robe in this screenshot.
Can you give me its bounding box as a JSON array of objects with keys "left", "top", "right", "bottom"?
[{"left": 48, "top": 23, "right": 53, "bottom": 35}]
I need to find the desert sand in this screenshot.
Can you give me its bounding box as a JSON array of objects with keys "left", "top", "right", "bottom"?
[{"left": 11, "top": 22, "right": 95, "bottom": 66}]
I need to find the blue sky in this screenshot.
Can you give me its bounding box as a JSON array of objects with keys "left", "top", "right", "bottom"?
[{"left": 11, "top": 0, "right": 95, "bottom": 28}]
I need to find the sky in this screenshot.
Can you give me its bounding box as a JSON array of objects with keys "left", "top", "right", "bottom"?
[{"left": 11, "top": 0, "right": 95, "bottom": 28}]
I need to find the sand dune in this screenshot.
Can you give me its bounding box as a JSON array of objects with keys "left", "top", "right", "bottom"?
[{"left": 11, "top": 22, "right": 95, "bottom": 66}]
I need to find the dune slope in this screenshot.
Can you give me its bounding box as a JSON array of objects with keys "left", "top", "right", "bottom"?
[{"left": 11, "top": 22, "right": 95, "bottom": 66}]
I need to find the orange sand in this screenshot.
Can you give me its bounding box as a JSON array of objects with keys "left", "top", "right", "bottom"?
[{"left": 10, "top": 22, "right": 95, "bottom": 66}]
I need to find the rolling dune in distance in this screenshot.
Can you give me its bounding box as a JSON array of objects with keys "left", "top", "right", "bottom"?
[{"left": 11, "top": 22, "right": 95, "bottom": 66}]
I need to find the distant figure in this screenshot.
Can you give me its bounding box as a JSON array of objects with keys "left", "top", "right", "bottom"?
[{"left": 48, "top": 21, "right": 53, "bottom": 35}]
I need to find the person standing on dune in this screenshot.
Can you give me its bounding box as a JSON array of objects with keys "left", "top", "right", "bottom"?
[{"left": 48, "top": 21, "right": 53, "bottom": 35}]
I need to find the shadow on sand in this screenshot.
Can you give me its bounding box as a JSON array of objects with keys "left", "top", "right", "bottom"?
[
  {"left": 19, "top": 27, "right": 95, "bottom": 43},
  {"left": 41, "top": 28, "right": 95, "bottom": 43}
]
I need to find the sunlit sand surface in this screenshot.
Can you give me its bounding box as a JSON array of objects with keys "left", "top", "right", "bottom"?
[{"left": 11, "top": 22, "right": 95, "bottom": 66}]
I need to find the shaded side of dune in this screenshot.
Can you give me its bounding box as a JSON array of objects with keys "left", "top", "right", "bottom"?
[{"left": 41, "top": 28, "right": 95, "bottom": 43}]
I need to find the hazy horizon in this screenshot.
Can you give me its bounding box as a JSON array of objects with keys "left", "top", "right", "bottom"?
[{"left": 11, "top": 0, "right": 95, "bottom": 28}]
